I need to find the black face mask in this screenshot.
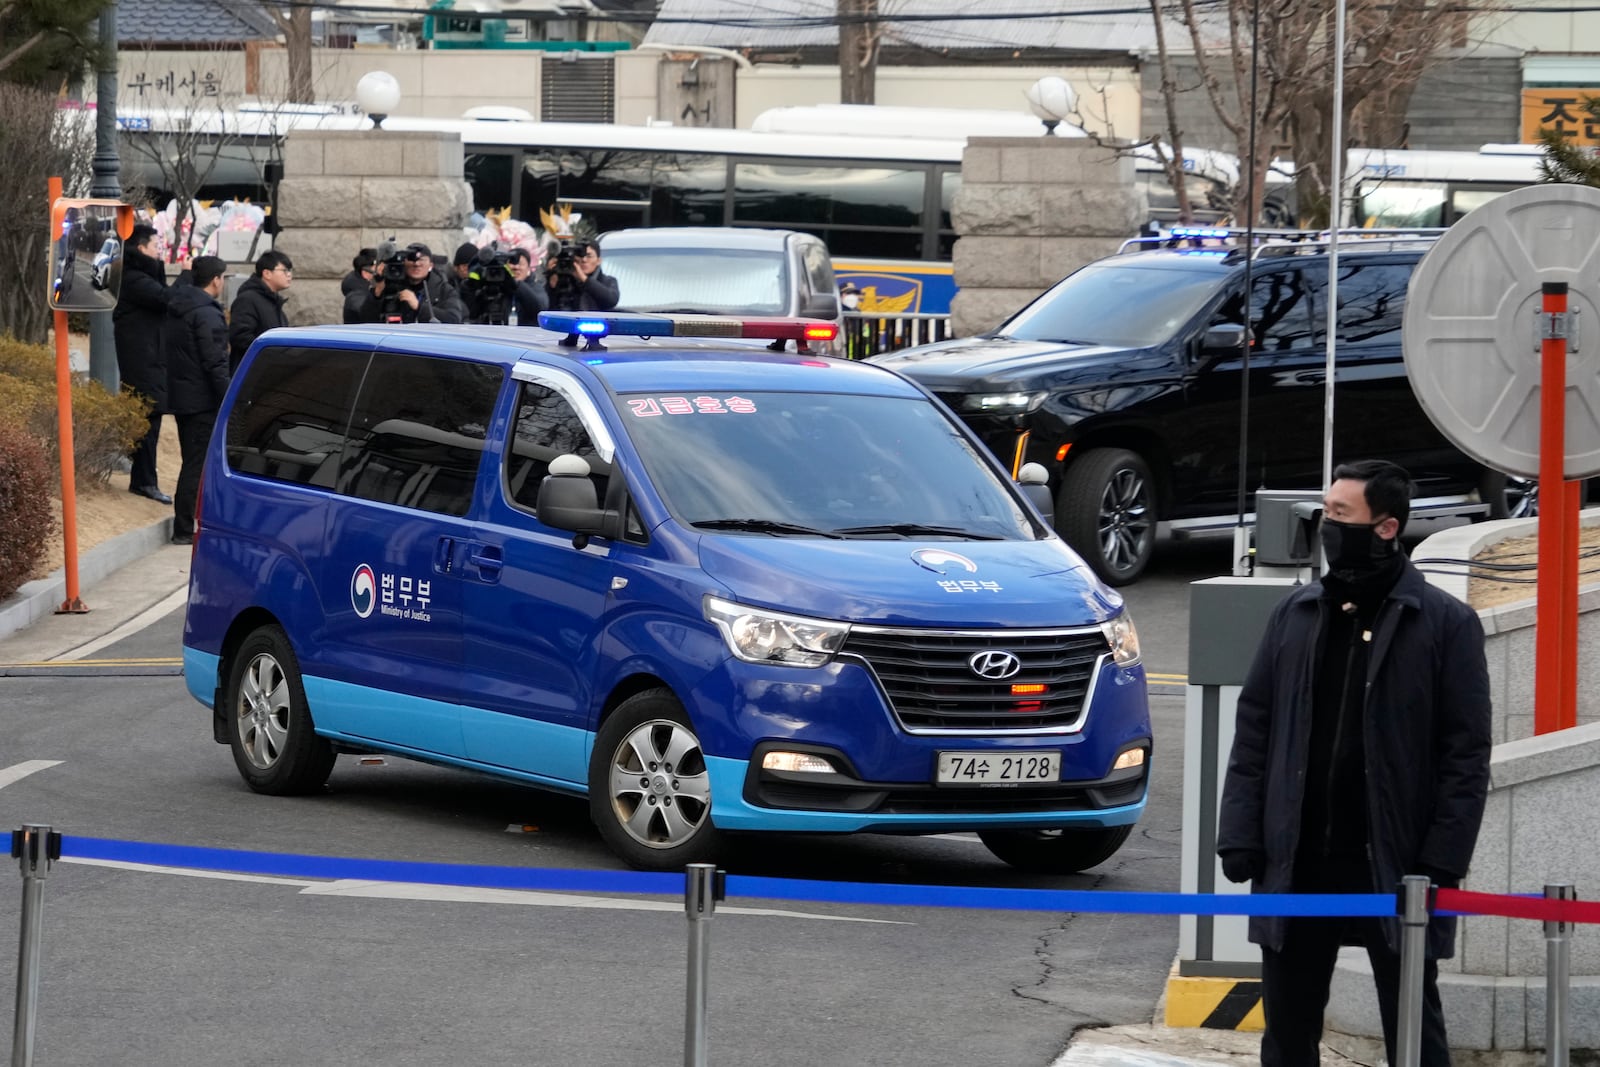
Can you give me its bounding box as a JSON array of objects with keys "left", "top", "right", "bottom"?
[{"left": 1319, "top": 516, "right": 1398, "bottom": 574}]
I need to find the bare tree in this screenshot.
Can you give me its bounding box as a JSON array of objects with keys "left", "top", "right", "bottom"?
[
  {"left": 0, "top": 84, "right": 94, "bottom": 343},
  {"left": 837, "top": 0, "right": 879, "bottom": 105},
  {"left": 257, "top": 2, "right": 316, "bottom": 105}
]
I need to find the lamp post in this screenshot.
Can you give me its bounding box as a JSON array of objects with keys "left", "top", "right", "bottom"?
[
  {"left": 355, "top": 71, "right": 402, "bottom": 130},
  {"left": 87, "top": 4, "right": 121, "bottom": 394},
  {"left": 1024, "top": 76, "right": 1077, "bottom": 137}
]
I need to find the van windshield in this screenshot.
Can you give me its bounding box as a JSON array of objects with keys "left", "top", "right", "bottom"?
[
  {"left": 604, "top": 247, "right": 790, "bottom": 316},
  {"left": 620, "top": 390, "right": 1037, "bottom": 540},
  {"left": 1000, "top": 262, "right": 1226, "bottom": 347}
]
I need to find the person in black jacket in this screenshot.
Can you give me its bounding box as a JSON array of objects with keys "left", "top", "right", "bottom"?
[
  {"left": 1217, "top": 459, "right": 1492, "bottom": 1067},
  {"left": 164, "top": 256, "right": 232, "bottom": 544},
  {"left": 351, "top": 242, "right": 466, "bottom": 325},
  {"left": 112, "top": 224, "right": 172, "bottom": 504},
  {"left": 341, "top": 248, "right": 376, "bottom": 298},
  {"left": 544, "top": 239, "right": 619, "bottom": 313},
  {"left": 463, "top": 246, "right": 548, "bottom": 325},
  {"left": 228, "top": 251, "right": 292, "bottom": 371}
]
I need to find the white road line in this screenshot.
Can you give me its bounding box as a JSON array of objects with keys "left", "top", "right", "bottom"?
[
  {"left": 51, "top": 586, "right": 189, "bottom": 662},
  {"left": 60, "top": 858, "right": 907, "bottom": 923},
  {"left": 0, "top": 760, "right": 63, "bottom": 790}
]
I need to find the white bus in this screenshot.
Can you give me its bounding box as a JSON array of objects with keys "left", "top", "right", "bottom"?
[{"left": 1347, "top": 144, "right": 1545, "bottom": 228}]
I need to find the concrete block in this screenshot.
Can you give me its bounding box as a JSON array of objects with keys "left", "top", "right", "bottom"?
[
  {"left": 281, "top": 134, "right": 323, "bottom": 178},
  {"left": 402, "top": 136, "right": 462, "bottom": 178},
  {"left": 967, "top": 137, "right": 1135, "bottom": 186},
  {"left": 1503, "top": 623, "right": 1536, "bottom": 724},
  {"left": 1485, "top": 632, "right": 1510, "bottom": 744},
  {"left": 1327, "top": 948, "right": 1384, "bottom": 1040},
  {"left": 950, "top": 288, "right": 1039, "bottom": 337},
  {"left": 1494, "top": 978, "right": 1526, "bottom": 1050},
  {"left": 952, "top": 185, "right": 1041, "bottom": 236},
  {"left": 283, "top": 279, "right": 345, "bottom": 328},
  {"left": 952, "top": 236, "right": 1044, "bottom": 288},
  {"left": 361, "top": 178, "right": 473, "bottom": 229},
  {"left": 271, "top": 227, "right": 362, "bottom": 280},
  {"left": 1526, "top": 976, "right": 1600, "bottom": 1049},
  {"left": 1506, "top": 774, "right": 1600, "bottom": 976},
  {"left": 324, "top": 135, "right": 405, "bottom": 177},
  {"left": 276, "top": 177, "right": 363, "bottom": 229},
  {"left": 1331, "top": 958, "right": 1504, "bottom": 1053},
  {"left": 1038, "top": 235, "right": 1124, "bottom": 285},
  {"left": 1000, "top": 145, "right": 1042, "bottom": 184},
  {"left": 1506, "top": 713, "right": 1535, "bottom": 742},
  {"left": 1460, "top": 791, "right": 1511, "bottom": 977},
  {"left": 1445, "top": 971, "right": 1500, "bottom": 1050},
  {"left": 960, "top": 145, "right": 1001, "bottom": 184},
  {"left": 1037, "top": 185, "right": 1143, "bottom": 237}
]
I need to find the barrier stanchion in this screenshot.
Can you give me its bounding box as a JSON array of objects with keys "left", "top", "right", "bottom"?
[
  {"left": 1545, "top": 884, "right": 1576, "bottom": 1067},
  {"left": 1395, "top": 876, "right": 1432, "bottom": 1067},
  {"left": 683, "top": 864, "right": 723, "bottom": 1067},
  {"left": 10, "top": 824, "right": 61, "bottom": 1067}
]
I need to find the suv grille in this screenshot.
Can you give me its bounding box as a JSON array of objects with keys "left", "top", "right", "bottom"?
[{"left": 840, "top": 627, "right": 1109, "bottom": 734}]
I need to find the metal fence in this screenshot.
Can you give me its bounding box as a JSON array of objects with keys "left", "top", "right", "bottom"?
[{"left": 841, "top": 312, "right": 953, "bottom": 359}]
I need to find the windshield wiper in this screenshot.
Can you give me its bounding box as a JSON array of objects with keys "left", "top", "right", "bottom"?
[
  {"left": 829, "top": 523, "right": 1005, "bottom": 540},
  {"left": 693, "top": 518, "right": 843, "bottom": 538}
]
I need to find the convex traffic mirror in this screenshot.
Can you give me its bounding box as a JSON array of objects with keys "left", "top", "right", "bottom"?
[{"left": 49, "top": 199, "right": 135, "bottom": 312}]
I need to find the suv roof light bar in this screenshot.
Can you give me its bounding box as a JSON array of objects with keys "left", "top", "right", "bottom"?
[
  {"left": 537, "top": 312, "right": 840, "bottom": 343},
  {"left": 1118, "top": 225, "right": 1448, "bottom": 256}
]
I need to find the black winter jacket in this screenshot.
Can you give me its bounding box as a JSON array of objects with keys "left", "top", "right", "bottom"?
[
  {"left": 350, "top": 270, "right": 466, "bottom": 325},
  {"left": 112, "top": 249, "right": 171, "bottom": 409},
  {"left": 228, "top": 274, "right": 288, "bottom": 370},
  {"left": 164, "top": 284, "right": 232, "bottom": 416},
  {"left": 1217, "top": 557, "right": 1492, "bottom": 958},
  {"left": 546, "top": 267, "right": 620, "bottom": 313}
]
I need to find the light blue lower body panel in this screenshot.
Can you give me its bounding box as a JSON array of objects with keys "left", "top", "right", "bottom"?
[
  {"left": 704, "top": 756, "right": 1147, "bottom": 833},
  {"left": 303, "top": 675, "right": 467, "bottom": 759},
  {"left": 458, "top": 703, "right": 589, "bottom": 787},
  {"left": 183, "top": 647, "right": 222, "bottom": 708}
]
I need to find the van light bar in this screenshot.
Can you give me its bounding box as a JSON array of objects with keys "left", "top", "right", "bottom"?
[
  {"left": 1168, "top": 226, "right": 1232, "bottom": 238},
  {"left": 538, "top": 312, "right": 838, "bottom": 343}
]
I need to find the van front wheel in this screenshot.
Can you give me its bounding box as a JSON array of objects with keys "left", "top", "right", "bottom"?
[
  {"left": 590, "top": 690, "right": 721, "bottom": 870},
  {"left": 978, "top": 825, "right": 1133, "bottom": 874}
]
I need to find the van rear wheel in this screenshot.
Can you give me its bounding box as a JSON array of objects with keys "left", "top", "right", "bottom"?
[
  {"left": 590, "top": 690, "right": 721, "bottom": 870},
  {"left": 1057, "top": 448, "right": 1156, "bottom": 586},
  {"left": 978, "top": 825, "right": 1133, "bottom": 874},
  {"left": 225, "top": 625, "right": 335, "bottom": 795}
]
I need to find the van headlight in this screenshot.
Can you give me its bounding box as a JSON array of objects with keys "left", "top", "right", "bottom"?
[
  {"left": 704, "top": 596, "right": 850, "bottom": 668},
  {"left": 961, "top": 391, "right": 1046, "bottom": 413},
  {"left": 1100, "top": 611, "right": 1141, "bottom": 668}
]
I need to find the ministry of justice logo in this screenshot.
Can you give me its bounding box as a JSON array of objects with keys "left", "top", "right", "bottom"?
[{"left": 351, "top": 564, "right": 376, "bottom": 619}]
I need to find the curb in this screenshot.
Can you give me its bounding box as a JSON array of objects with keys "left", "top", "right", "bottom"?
[{"left": 0, "top": 515, "right": 174, "bottom": 644}]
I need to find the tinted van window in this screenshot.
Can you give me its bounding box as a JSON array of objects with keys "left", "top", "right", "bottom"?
[
  {"left": 225, "top": 345, "right": 367, "bottom": 488},
  {"left": 337, "top": 353, "right": 503, "bottom": 517},
  {"left": 505, "top": 382, "right": 611, "bottom": 514}
]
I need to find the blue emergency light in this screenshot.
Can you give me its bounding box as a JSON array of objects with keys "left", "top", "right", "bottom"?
[{"left": 537, "top": 312, "right": 839, "bottom": 344}]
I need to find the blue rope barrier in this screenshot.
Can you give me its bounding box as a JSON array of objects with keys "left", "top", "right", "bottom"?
[{"left": 61, "top": 835, "right": 1398, "bottom": 918}]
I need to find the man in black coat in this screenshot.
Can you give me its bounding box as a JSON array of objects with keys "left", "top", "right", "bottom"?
[
  {"left": 112, "top": 224, "right": 172, "bottom": 504},
  {"left": 341, "top": 248, "right": 376, "bottom": 298},
  {"left": 544, "top": 239, "right": 619, "bottom": 313},
  {"left": 1218, "top": 459, "right": 1492, "bottom": 1067},
  {"left": 228, "top": 251, "right": 292, "bottom": 371},
  {"left": 462, "top": 246, "right": 548, "bottom": 325},
  {"left": 164, "top": 256, "right": 232, "bottom": 545},
  {"left": 351, "top": 242, "right": 466, "bottom": 325}
]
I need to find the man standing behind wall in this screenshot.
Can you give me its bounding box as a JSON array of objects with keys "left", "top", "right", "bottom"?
[
  {"left": 1217, "top": 459, "right": 1492, "bottom": 1067},
  {"left": 229, "top": 251, "right": 293, "bottom": 371},
  {"left": 165, "top": 256, "right": 232, "bottom": 545}
]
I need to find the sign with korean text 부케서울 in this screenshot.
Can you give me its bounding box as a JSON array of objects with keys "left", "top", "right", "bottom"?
[{"left": 1521, "top": 88, "right": 1600, "bottom": 146}]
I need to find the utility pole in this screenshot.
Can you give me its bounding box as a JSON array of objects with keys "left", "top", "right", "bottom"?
[{"left": 88, "top": 3, "right": 121, "bottom": 394}]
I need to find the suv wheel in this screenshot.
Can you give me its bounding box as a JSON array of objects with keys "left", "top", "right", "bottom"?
[
  {"left": 225, "top": 625, "right": 336, "bottom": 795},
  {"left": 589, "top": 690, "right": 721, "bottom": 870},
  {"left": 1481, "top": 470, "right": 1538, "bottom": 520},
  {"left": 977, "top": 825, "right": 1133, "bottom": 874},
  {"left": 1057, "top": 448, "right": 1156, "bottom": 586}
]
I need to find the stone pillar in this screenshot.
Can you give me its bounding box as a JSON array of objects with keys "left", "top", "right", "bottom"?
[
  {"left": 950, "top": 137, "right": 1142, "bottom": 338},
  {"left": 273, "top": 130, "right": 474, "bottom": 326}
]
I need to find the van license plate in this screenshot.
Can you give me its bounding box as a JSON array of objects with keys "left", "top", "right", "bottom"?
[{"left": 936, "top": 751, "right": 1060, "bottom": 785}]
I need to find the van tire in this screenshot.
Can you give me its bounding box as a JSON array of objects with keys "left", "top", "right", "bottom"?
[
  {"left": 1056, "top": 448, "right": 1156, "bottom": 586},
  {"left": 225, "top": 625, "right": 336, "bottom": 795},
  {"left": 590, "top": 690, "right": 721, "bottom": 870},
  {"left": 977, "top": 825, "right": 1133, "bottom": 874}
]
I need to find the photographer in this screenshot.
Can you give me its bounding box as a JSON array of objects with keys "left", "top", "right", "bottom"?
[
  {"left": 463, "top": 246, "right": 548, "bottom": 325},
  {"left": 545, "top": 239, "right": 619, "bottom": 313},
  {"left": 352, "top": 241, "right": 466, "bottom": 325}
]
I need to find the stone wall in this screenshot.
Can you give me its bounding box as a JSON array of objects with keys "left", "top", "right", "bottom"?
[
  {"left": 272, "top": 129, "right": 475, "bottom": 327},
  {"left": 949, "top": 137, "right": 1141, "bottom": 338}
]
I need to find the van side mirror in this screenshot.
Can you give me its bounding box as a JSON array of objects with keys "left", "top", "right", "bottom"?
[
  {"left": 536, "top": 454, "right": 609, "bottom": 547},
  {"left": 1201, "top": 323, "right": 1248, "bottom": 357},
  {"left": 1016, "top": 461, "right": 1054, "bottom": 524},
  {"left": 801, "top": 293, "right": 839, "bottom": 320}
]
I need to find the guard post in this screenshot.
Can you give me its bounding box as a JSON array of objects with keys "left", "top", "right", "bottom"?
[
  {"left": 683, "top": 863, "right": 723, "bottom": 1067},
  {"left": 11, "top": 824, "right": 61, "bottom": 1067}
]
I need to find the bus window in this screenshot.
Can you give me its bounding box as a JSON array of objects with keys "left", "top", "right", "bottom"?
[
  {"left": 1448, "top": 186, "right": 1514, "bottom": 223},
  {"left": 732, "top": 162, "right": 925, "bottom": 228},
  {"left": 465, "top": 151, "right": 515, "bottom": 213},
  {"left": 651, "top": 153, "right": 729, "bottom": 226},
  {"left": 521, "top": 149, "right": 654, "bottom": 230},
  {"left": 939, "top": 169, "right": 959, "bottom": 231},
  {"left": 1356, "top": 182, "right": 1447, "bottom": 228}
]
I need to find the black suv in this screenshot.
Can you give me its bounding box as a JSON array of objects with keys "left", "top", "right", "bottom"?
[{"left": 875, "top": 233, "right": 1520, "bottom": 585}]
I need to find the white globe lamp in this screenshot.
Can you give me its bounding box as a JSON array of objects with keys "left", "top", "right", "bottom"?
[
  {"left": 1025, "top": 77, "right": 1077, "bottom": 136},
  {"left": 356, "top": 71, "right": 402, "bottom": 130}
]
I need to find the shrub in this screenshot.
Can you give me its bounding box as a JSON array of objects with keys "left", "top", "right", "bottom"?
[
  {"left": 0, "top": 421, "right": 56, "bottom": 601},
  {"left": 0, "top": 334, "right": 151, "bottom": 483}
]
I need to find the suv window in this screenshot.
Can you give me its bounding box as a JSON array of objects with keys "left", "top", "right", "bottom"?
[
  {"left": 1332, "top": 262, "right": 1409, "bottom": 346},
  {"left": 1212, "top": 268, "right": 1317, "bottom": 352},
  {"left": 1003, "top": 263, "right": 1225, "bottom": 347},
  {"left": 337, "top": 353, "right": 503, "bottom": 517},
  {"left": 505, "top": 381, "right": 612, "bottom": 515},
  {"left": 225, "top": 345, "right": 367, "bottom": 488}
]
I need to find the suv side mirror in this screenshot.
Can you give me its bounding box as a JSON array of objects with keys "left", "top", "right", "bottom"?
[
  {"left": 1201, "top": 323, "right": 1248, "bottom": 356},
  {"left": 536, "top": 454, "right": 610, "bottom": 547}
]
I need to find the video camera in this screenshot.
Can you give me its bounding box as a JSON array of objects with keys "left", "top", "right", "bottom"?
[
  {"left": 547, "top": 238, "right": 588, "bottom": 312},
  {"left": 464, "top": 248, "right": 520, "bottom": 325}
]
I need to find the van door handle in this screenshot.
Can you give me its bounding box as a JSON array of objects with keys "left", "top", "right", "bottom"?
[
  {"left": 435, "top": 536, "right": 456, "bottom": 574},
  {"left": 469, "top": 544, "right": 503, "bottom": 580}
]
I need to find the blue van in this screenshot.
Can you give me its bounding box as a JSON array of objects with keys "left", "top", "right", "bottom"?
[{"left": 182, "top": 313, "right": 1151, "bottom": 872}]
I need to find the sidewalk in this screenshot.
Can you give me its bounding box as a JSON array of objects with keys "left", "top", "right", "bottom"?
[{"left": 1, "top": 519, "right": 1376, "bottom": 1067}]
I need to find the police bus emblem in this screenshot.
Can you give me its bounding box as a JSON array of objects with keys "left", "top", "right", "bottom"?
[{"left": 351, "top": 564, "right": 377, "bottom": 619}]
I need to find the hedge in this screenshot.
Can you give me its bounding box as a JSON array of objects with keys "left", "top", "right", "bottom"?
[
  {"left": 0, "top": 421, "right": 55, "bottom": 601},
  {"left": 0, "top": 335, "right": 150, "bottom": 484}
]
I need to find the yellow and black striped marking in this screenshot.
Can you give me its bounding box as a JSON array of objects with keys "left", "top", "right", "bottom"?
[{"left": 1164, "top": 975, "right": 1264, "bottom": 1030}]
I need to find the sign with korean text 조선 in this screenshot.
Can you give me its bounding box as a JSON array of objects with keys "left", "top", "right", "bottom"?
[{"left": 1521, "top": 89, "right": 1600, "bottom": 146}]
